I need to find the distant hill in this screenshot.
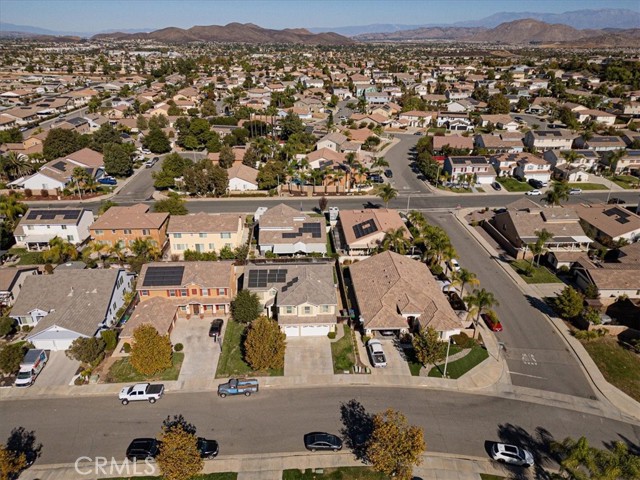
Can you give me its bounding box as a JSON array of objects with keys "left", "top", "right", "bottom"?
[
  {"left": 354, "top": 26, "right": 484, "bottom": 42},
  {"left": 469, "top": 19, "right": 597, "bottom": 44},
  {"left": 93, "top": 22, "right": 353, "bottom": 45}
]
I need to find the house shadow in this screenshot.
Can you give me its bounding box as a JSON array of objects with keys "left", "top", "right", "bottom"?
[
  {"left": 6, "top": 426, "right": 42, "bottom": 469},
  {"left": 494, "top": 423, "right": 555, "bottom": 480},
  {"left": 339, "top": 399, "right": 374, "bottom": 463}
]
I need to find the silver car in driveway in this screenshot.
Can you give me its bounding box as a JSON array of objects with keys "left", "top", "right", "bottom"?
[{"left": 367, "top": 339, "right": 387, "bottom": 368}]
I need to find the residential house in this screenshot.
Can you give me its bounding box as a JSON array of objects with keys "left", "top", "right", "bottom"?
[
  {"left": 227, "top": 163, "right": 260, "bottom": 191},
  {"left": 398, "top": 111, "right": 434, "bottom": 128},
  {"left": 524, "top": 130, "right": 576, "bottom": 151},
  {"left": 479, "top": 115, "right": 520, "bottom": 132},
  {"left": 475, "top": 133, "right": 524, "bottom": 153},
  {"left": 137, "top": 261, "right": 235, "bottom": 317},
  {"left": 574, "top": 109, "right": 616, "bottom": 126},
  {"left": 316, "top": 132, "right": 349, "bottom": 152},
  {"left": 0, "top": 267, "right": 39, "bottom": 310},
  {"left": 258, "top": 203, "right": 326, "bottom": 255},
  {"left": 337, "top": 209, "right": 411, "bottom": 255},
  {"left": 116, "top": 296, "right": 178, "bottom": 356},
  {"left": 167, "top": 213, "right": 245, "bottom": 259},
  {"left": 305, "top": 148, "right": 346, "bottom": 171},
  {"left": 574, "top": 204, "right": 640, "bottom": 244},
  {"left": 349, "top": 251, "right": 462, "bottom": 338},
  {"left": 89, "top": 203, "right": 169, "bottom": 250},
  {"left": 444, "top": 156, "right": 495, "bottom": 185},
  {"left": 436, "top": 112, "right": 473, "bottom": 131},
  {"left": 607, "top": 150, "right": 640, "bottom": 175},
  {"left": 243, "top": 262, "right": 338, "bottom": 336},
  {"left": 10, "top": 269, "right": 133, "bottom": 350},
  {"left": 512, "top": 153, "right": 552, "bottom": 183},
  {"left": 13, "top": 208, "right": 94, "bottom": 251},
  {"left": 432, "top": 135, "right": 474, "bottom": 154},
  {"left": 573, "top": 135, "right": 627, "bottom": 152}
]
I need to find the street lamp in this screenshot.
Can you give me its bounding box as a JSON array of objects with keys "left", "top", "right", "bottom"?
[{"left": 443, "top": 335, "right": 452, "bottom": 378}]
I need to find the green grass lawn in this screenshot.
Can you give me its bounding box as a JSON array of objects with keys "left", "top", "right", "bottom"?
[
  {"left": 215, "top": 319, "right": 283, "bottom": 378},
  {"left": 428, "top": 346, "right": 489, "bottom": 379},
  {"left": 283, "top": 467, "right": 389, "bottom": 480},
  {"left": 610, "top": 175, "right": 640, "bottom": 190},
  {"left": 475, "top": 187, "right": 485, "bottom": 193},
  {"left": 404, "top": 345, "right": 462, "bottom": 376},
  {"left": 437, "top": 185, "right": 472, "bottom": 193},
  {"left": 497, "top": 177, "right": 533, "bottom": 192},
  {"left": 7, "top": 248, "right": 44, "bottom": 265},
  {"left": 108, "top": 474, "right": 237, "bottom": 480},
  {"left": 331, "top": 324, "right": 356, "bottom": 373},
  {"left": 581, "top": 336, "right": 640, "bottom": 402},
  {"left": 510, "top": 259, "right": 561, "bottom": 284},
  {"left": 105, "top": 352, "right": 184, "bottom": 383},
  {"left": 567, "top": 183, "right": 607, "bottom": 190}
]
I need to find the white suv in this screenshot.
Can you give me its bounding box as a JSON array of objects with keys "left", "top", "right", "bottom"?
[{"left": 490, "top": 443, "right": 534, "bottom": 467}]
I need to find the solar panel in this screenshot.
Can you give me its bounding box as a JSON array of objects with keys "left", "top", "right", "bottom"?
[
  {"left": 617, "top": 217, "right": 630, "bottom": 224},
  {"left": 26, "top": 211, "right": 39, "bottom": 220},
  {"left": 142, "top": 266, "right": 185, "bottom": 287},
  {"left": 353, "top": 219, "right": 378, "bottom": 239},
  {"left": 52, "top": 161, "right": 67, "bottom": 171},
  {"left": 246, "top": 268, "right": 288, "bottom": 288}
]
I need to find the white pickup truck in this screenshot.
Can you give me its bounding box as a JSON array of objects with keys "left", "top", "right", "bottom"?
[{"left": 119, "top": 383, "right": 165, "bottom": 405}]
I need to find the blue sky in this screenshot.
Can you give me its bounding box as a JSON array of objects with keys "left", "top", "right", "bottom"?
[{"left": 2, "top": 0, "right": 639, "bottom": 32}]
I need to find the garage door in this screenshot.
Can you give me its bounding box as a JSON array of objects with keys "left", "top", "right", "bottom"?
[
  {"left": 32, "top": 339, "right": 74, "bottom": 351},
  {"left": 284, "top": 326, "right": 300, "bottom": 337},
  {"left": 300, "top": 325, "right": 330, "bottom": 337}
]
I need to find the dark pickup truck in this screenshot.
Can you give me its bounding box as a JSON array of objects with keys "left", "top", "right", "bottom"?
[{"left": 217, "top": 378, "right": 259, "bottom": 398}]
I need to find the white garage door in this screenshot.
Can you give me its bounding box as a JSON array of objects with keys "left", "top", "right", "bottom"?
[
  {"left": 300, "top": 325, "right": 330, "bottom": 337},
  {"left": 32, "top": 339, "right": 74, "bottom": 351},
  {"left": 284, "top": 326, "right": 300, "bottom": 337}
]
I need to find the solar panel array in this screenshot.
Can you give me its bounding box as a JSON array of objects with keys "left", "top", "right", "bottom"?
[
  {"left": 26, "top": 209, "right": 81, "bottom": 221},
  {"left": 353, "top": 219, "right": 378, "bottom": 239},
  {"left": 280, "top": 276, "right": 299, "bottom": 293},
  {"left": 247, "top": 269, "right": 288, "bottom": 288},
  {"left": 52, "top": 161, "right": 67, "bottom": 171},
  {"left": 142, "top": 266, "right": 185, "bottom": 287},
  {"left": 281, "top": 222, "right": 322, "bottom": 239}
]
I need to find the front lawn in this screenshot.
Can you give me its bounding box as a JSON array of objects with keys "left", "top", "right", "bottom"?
[
  {"left": 610, "top": 175, "right": 640, "bottom": 190},
  {"left": 428, "top": 346, "right": 489, "bottom": 379},
  {"left": 331, "top": 324, "right": 356, "bottom": 373},
  {"left": 108, "top": 474, "right": 237, "bottom": 480},
  {"left": 105, "top": 352, "right": 184, "bottom": 383},
  {"left": 581, "top": 336, "right": 640, "bottom": 402},
  {"left": 510, "top": 260, "right": 561, "bottom": 284},
  {"left": 497, "top": 177, "right": 532, "bottom": 192},
  {"left": 283, "top": 467, "right": 389, "bottom": 480},
  {"left": 7, "top": 248, "right": 44, "bottom": 265},
  {"left": 567, "top": 182, "right": 607, "bottom": 191},
  {"left": 215, "top": 319, "right": 283, "bottom": 377}
]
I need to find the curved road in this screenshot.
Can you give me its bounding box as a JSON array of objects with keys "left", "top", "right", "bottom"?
[{"left": 1, "top": 388, "right": 638, "bottom": 465}]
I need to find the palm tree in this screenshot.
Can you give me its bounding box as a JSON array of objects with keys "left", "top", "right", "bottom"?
[
  {"left": 41, "top": 237, "right": 79, "bottom": 265},
  {"left": 422, "top": 225, "right": 452, "bottom": 267},
  {"left": 331, "top": 169, "right": 345, "bottom": 193},
  {"left": 84, "top": 176, "right": 98, "bottom": 194},
  {"left": 606, "top": 149, "right": 626, "bottom": 176},
  {"left": 455, "top": 268, "right": 479, "bottom": 297},
  {"left": 0, "top": 193, "right": 28, "bottom": 230},
  {"left": 344, "top": 152, "right": 358, "bottom": 190},
  {"left": 545, "top": 181, "right": 570, "bottom": 206},
  {"left": 532, "top": 228, "right": 554, "bottom": 267},
  {"left": 131, "top": 237, "right": 161, "bottom": 261},
  {"left": 375, "top": 183, "right": 398, "bottom": 208},
  {"left": 465, "top": 288, "right": 499, "bottom": 339},
  {"left": 380, "top": 227, "right": 411, "bottom": 255},
  {"left": 371, "top": 156, "right": 389, "bottom": 172},
  {"left": 561, "top": 149, "right": 581, "bottom": 165},
  {"left": 109, "top": 242, "right": 127, "bottom": 266}
]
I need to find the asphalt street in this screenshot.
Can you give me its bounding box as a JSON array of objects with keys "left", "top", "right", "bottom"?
[
  {"left": 384, "top": 134, "right": 428, "bottom": 196},
  {"left": 425, "top": 213, "right": 595, "bottom": 398},
  {"left": 1, "top": 388, "right": 638, "bottom": 465}
]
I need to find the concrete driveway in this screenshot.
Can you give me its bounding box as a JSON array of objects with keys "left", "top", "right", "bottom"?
[
  {"left": 171, "top": 316, "right": 224, "bottom": 390},
  {"left": 35, "top": 351, "right": 80, "bottom": 387},
  {"left": 285, "top": 337, "right": 333, "bottom": 376},
  {"left": 365, "top": 338, "right": 411, "bottom": 376}
]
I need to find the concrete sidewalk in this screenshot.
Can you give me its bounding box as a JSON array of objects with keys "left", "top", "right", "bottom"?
[{"left": 20, "top": 451, "right": 526, "bottom": 480}]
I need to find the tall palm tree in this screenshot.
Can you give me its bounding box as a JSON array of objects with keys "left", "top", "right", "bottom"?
[
  {"left": 532, "top": 228, "right": 554, "bottom": 267},
  {"left": 545, "top": 181, "right": 570, "bottom": 206},
  {"left": 109, "top": 242, "right": 127, "bottom": 266},
  {"left": 41, "top": 237, "right": 79, "bottom": 265},
  {"left": 131, "top": 237, "right": 161, "bottom": 261},
  {"left": 380, "top": 227, "right": 411, "bottom": 255},
  {"left": 0, "top": 194, "right": 28, "bottom": 230},
  {"left": 455, "top": 268, "right": 479, "bottom": 297},
  {"left": 375, "top": 183, "right": 398, "bottom": 208},
  {"left": 465, "top": 288, "right": 499, "bottom": 339},
  {"left": 344, "top": 152, "right": 358, "bottom": 190},
  {"left": 331, "top": 169, "right": 345, "bottom": 193},
  {"left": 371, "top": 156, "right": 389, "bottom": 172},
  {"left": 561, "top": 149, "right": 581, "bottom": 165}
]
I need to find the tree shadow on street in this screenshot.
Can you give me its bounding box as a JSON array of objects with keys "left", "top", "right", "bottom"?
[
  {"left": 6, "top": 426, "right": 43, "bottom": 468},
  {"left": 496, "top": 423, "right": 555, "bottom": 480},
  {"left": 606, "top": 433, "right": 640, "bottom": 456},
  {"left": 525, "top": 294, "right": 557, "bottom": 317},
  {"left": 339, "top": 399, "right": 374, "bottom": 462}
]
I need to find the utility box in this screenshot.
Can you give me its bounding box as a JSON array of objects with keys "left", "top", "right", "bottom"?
[{"left": 329, "top": 207, "right": 339, "bottom": 222}]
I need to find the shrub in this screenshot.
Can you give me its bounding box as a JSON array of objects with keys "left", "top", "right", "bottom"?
[
  {"left": 21, "top": 325, "right": 33, "bottom": 332},
  {"left": 451, "top": 332, "right": 475, "bottom": 348},
  {"left": 24, "top": 189, "right": 33, "bottom": 198},
  {"left": 0, "top": 317, "right": 16, "bottom": 337},
  {"left": 574, "top": 329, "right": 605, "bottom": 341},
  {"left": 40, "top": 189, "right": 49, "bottom": 198},
  {"left": 100, "top": 330, "right": 118, "bottom": 351},
  {"left": 557, "top": 265, "right": 570, "bottom": 274},
  {"left": 123, "top": 342, "right": 131, "bottom": 353},
  {"left": 174, "top": 343, "right": 184, "bottom": 352},
  {"left": 74, "top": 375, "right": 86, "bottom": 386},
  {"left": 327, "top": 331, "right": 337, "bottom": 340},
  {"left": 430, "top": 264, "right": 443, "bottom": 276},
  {"left": 362, "top": 335, "right": 371, "bottom": 345},
  {"left": 66, "top": 337, "right": 106, "bottom": 364}
]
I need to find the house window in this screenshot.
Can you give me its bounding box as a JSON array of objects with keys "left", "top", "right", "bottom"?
[
  {"left": 220, "top": 232, "right": 231, "bottom": 239},
  {"left": 199, "top": 233, "right": 207, "bottom": 238},
  {"left": 209, "top": 244, "right": 215, "bottom": 250},
  {"left": 180, "top": 289, "right": 188, "bottom": 296},
  {"left": 61, "top": 225, "right": 67, "bottom": 230},
  {"left": 285, "top": 306, "right": 293, "bottom": 314},
  {"left": 217, "top": 288, "right": 226, "bottom": 296},
  {"left": 180, "top": 306, "right": 187, "bottom": 311},
  {"left": 66, "top": 235, "right": 73, "bottom": 241},
  {"left": 142, "top": 229, "right": 150, "bottom": 235},
  {"left": 304, "top": 306, "right": 311, "bottom": 315},
  {"left": 321, "top": 305, "right": 330, "bottom": 313},
  {"left": 124, "top": 229, "right": 132, "bottom": 235},
  {"left": 168, "top": 290, "right": 176, "bottom": 297},
  {"left": 111, "top": 230, "right": 116, "bottom": 234},
  {"left": 202, "top": 288, "right": 210, "bottom": 296},
  {"left": 26, "top": 225, "right": 33, "bottom": 230},
  {"left": 95, "top": 229, "right": 103, "bottom": 235},
  {"left": 173, "top": 233, "right": 182, "bottom": 239}
]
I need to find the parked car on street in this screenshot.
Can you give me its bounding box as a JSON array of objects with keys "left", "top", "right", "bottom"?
[
  {"left": 482, "top": 312, "right": 503, "bottom": 332},
  {"left": 569, "top": 188, "right": 582, "bottom": 195},
  {"left": 384, "top": 169, "right": 393, "bottom": 178},
  {"left": 525, "top": 189, "right": 542, "bottom": 196},
  {"left": 448, "top": 258, "right": 461, "bottom": 272},
  {"left": 303, "top": 432, "right": 343, "bottom": 452},
  {"left": 197, "top": 438, "right": 219, "bottom": 459},
  {"left": 126, "top": 438, "right": 160, "bottom": 461},
  {"left": 367, "top": 339, "right": 387, "bottom": 368},
  {"left": 490, "top": 443, "right": 534, "bottom": 467},
  {"left": 208, "top": 318, "right": 224, "bottom": 338},
  {"left": 144, "top": 157, "right": 159, "bottom": 168},
  {"left": 217, "top": 378, "right": 259, "bottom": 397},
  {"left": 119, "top": 383, "right": 165, "bottom": 405}
]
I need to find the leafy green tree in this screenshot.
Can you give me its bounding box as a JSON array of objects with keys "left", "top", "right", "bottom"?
[
  {"left": 201, "top": 99, "right": 217, "bottom": 117},
  {"left": 487, "top": 93, "right": 511, "bottom": 114},
  {"left": 231, "top": 290, "right": 262, "bottom": 324},
  {"left": 144, "top": 127, "right": 171, "bottom": 154},
  {"left": 148, "top": 114, "right": 168, "bottom": 129},
  {"left": 130, "top": 324, "right": 173, "bottom": 376},
  {"left": 242, "top": 146, "right": 259, "bottom": 168},
  {"left": 153, "top": 193, "right": 188, "bottom": 215},
  {"left": 91, "top": 123, "right": 121, "bottom": 152},
  {"left": 0, "top": 127, "right": 23, "bottom": 145},
  {"left": 244, "top": 316, "right": 286, "bottom": 371},
  {"left": 412, "top": 327, "right": 446, "bottom": 367},
  {"left": 183, "top": 159, "right": 228, "bottom": 196},
  {"left": 367, "top": 408, "right": 426, "bottom": 480},
  {"left": 103, "top": 143, "right": 133, "bottom": 177},
  {"left": 553, "top": 286, "right": 584, "bottom": 320},
  {"left": 257, "top": 161, "right": 285, "bottom": 190},
  {"left": 153, "top": 153, "right": 191, "bottom": 189},
  {"left": 0, "top": 317, "right": 16, "bottom": 338},
  {"left": 376, "top": 184, "right": 398, "bottom": 208},
  {"left": 98, "top": 200, "right": 118, "bottom": 215},
  {"left": 157, "top": 415, "right": 203, "bottom": 480},
  {"left": 66, "top": 337, "right": 105, "bottom": 364},
  {"left": 136, "top": 115, "right": 148, "bottom": 131},
  {"left": 0, "top": 343, "right": 26, "bottom": 374},
  {"left": 218, "top": 145, "right": 235, "bottom": 168},
  {"left": 0, "top": 444, "right": 27, "bottom": 480},
  {"left": 43, "top": 128, "right": 82, "bottom": 160},
  {"left": 280, "top": 111, "right": 305, "bottom": 140},
  {"left": 101, "top": 330, "right": 118, "bottom": 351}
]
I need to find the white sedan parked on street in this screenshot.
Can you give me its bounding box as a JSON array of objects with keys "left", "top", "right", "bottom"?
[{"left": 525, "top": 189, "right": 542, "bottom": 196}]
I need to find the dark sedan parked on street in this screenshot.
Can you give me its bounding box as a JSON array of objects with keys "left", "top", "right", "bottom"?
[
  {"left": 303, "top": 432, "right": 343, "bottom": 452},
  {"left": 197, "top": 438, "right": 219, "bottom": 459},
  {"left": 126, "top": 438, "right": 160, "bottom": 461}
]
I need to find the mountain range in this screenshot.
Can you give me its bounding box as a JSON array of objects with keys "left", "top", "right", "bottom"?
[{"left": 309, "top": 8, "right": 640, "bottom": 36}]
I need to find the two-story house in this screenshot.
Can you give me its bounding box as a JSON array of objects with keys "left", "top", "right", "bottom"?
[
  {"left": 243, "top": 262, "right": 338, "bottom": 336},
  {"left": 0, "top": 266, "right": 39, "bottom": 310},
  {"left": 444, "top": 156, "right": 495, "bottom": 185},
  {"left": 524, "top": 130, "right": 577, "bottom": 151},
  {"left": 137, "top": 261, "right": 235, "bottom": 317},
  {"left": 89, "top": 204, "right": 169, "bottom": 251},
  {"left": 337, "top": 209, "right": 411, "bottom": 255},
  {"left": 512, "top": 153, "right": 552, "bottom": 183},
  {"left": 13, "top": 208, "right": 94, "bottom": 251},
  {"left": 167, "top": 213, "right": 245, "bottom": 259},
  {"left": 258, "top": 204, "right": 327, "bottom": 255},
  {"left": 11, "top": 269, "right": 133, "bottom": 350}
]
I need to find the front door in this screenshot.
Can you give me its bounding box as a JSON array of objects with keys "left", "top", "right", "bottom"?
[{"left": 192, "top": 304, "right": 200, "bottom": 315}]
